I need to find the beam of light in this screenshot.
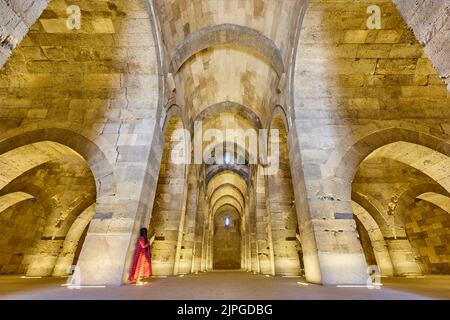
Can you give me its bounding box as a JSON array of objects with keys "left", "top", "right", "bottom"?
[
  {"left": 60, "top": 284, "right": 106, "bottom": 288},
  {"left": 297, "top": 281, "right": 309, "bottom": 286},
  {"left": 336, "top": 284, "right": 383, "bottom": 288},
  {"left": 21, "top": 276, "right": 42, "bottom": 279}
]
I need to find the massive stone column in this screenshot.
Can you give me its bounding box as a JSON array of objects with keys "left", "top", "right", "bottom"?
[
  {"left": 288, "top": 122, "right": 369, "bottom": 285},
  {"left": 386, "top": 239, "right": 422, "bottom": 276},
  {"left": 193, "top": 185, "right": 207, "bottom": 273},
  {"left": 267, "top": 117, "right": 302, "bottom": 276},
  {"left": 255, "top": 165, "right": 275, "bottom": 275},
  {"left": 177, "top": 165, "right": 200, "bottom": 274},
  {"left": 77, "top": 121, "right": 164, "bottom": 284},
  {"left": 52, "top": 204, "right": 96, "bottom": 277},
  {"left": 248, "top": 182, "right": 259, "bottom": 273},
  {"left": 0, "top": 0, "right": 164, "bottom": 285}
]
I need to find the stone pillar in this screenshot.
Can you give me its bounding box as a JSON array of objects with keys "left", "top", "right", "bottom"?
[
  {"left": 52, "top": 204, "right": 96, "bottom": 276},
  {"left": 248, "top": 185, "right": 259, "bottom": 272},
  {"left": 242, "top": 211, "right": 251, "bottom": 271},
  {"left": 173, "top": 165, "right": 191, "bottom": 275},
  {"left": 371, "top": 240, "right": 394, "bottom": 277},
  {"left": 193, "top": 186, "right": 207, "bottom": 273},
  {"left": 386, "top": 239, "right": 422, "bottom": 276},
  {"left": 204, "top": 213, "right": 214, "bottom": 271},
  {"left": 266, "top": 216, "right": 276, "bottom": 276},
  {"left": 246, "top": 216, "right": 252, "bottom": 271},
  {"left": 288, "top": 123, "right": 369, "bottom": 285},
  {"left": 208, "top": 224, "right": 214, "bottom": 270},
  {"left": 180, "top": 166, "right": 200, "bottom": 274},
  {"left": 241, "top": 225, "right": 245, "bottom": 269},
  {"left": 255, "top": 165, "right": 273, "bottom": 274},
  {"left": 81, "top": 131, "right": 161, "bottom": 284},
  {"left": 200, "top": 213, "right": 208, "bottom": 271},
  {"left": 77, "top": 119, "right": 164, "bottom": 285}
]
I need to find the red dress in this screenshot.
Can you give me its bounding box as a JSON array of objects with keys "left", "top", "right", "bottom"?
[{"left": 129, "top": 236, "right": 152, "bottom": 281}]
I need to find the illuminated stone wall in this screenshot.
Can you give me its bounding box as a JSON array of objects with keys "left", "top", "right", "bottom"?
[
  {"left": 0, "top": 0, "right": 449, "bottom": 286},
  {"left": 213, "top": 210, "right": 241, "bottom": 270},
  {"left": 0, "top": 0, "right": 162, "bottom": 285},
  {"left": 406, "top": 200, "right": 450, "bottom": 274}
]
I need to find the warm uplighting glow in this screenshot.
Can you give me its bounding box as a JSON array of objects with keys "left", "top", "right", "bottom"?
[
  {"left": 297, "top": 281, "right": 309, "bottom": 286},
  {"left": 61, "top": 284, "right": 106, "bottom": 288},
  {"left": 336, "top": 284, "right": 383, "bottom": 288}
]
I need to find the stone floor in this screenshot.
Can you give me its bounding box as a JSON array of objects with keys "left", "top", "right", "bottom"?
[{"left": 0, "top": 271, "right": 449, "bottom": 300}]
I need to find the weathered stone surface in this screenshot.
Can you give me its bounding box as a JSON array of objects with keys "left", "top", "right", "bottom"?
[{"left": 0, "top": 0, "right": 449, "bottom": 289}]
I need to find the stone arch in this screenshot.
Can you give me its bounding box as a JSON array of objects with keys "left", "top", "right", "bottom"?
[
  {"left": 417, "top": 192, "right": 450, "bottom": 214},
  {"left": 207, "top": 170, "right": 248, "bottom": 199},
  {"left": 210, "top": 187, "right": 244, "bottom": 212},
  {"left": 340, "top": 129, "right": 450, "bottom": 277},
  {"left": 364, "top": 142, "right": 450, "bottom": 192},
  {"left": 0, "top": 192, "right": 35, "bottom": 213},
  {"left": 205, "top": 165, "right": 249, "bottom": 185},
  {"left": 402, "top": 191, "right": 450, "bottom": 274},
  {"left": 269, "top": 105, "right": 290, "bottom": 133},
  {"left": 352, "top": 191, "right": 390, "bottom": 236},
  {"left": 147, "top": 112, "right": 189, "bottom": 276},
  {"left": 202, "top": 140, "right": 254, "bottom": 167},
  {"left": 160, "top": 105, "right": 191, "bottom": 168},
  {"left": 0, "top": 134, "right": 99, "bottom": 277},
  {"left": 169, "top": 24, "right": 285, "bottom": 77},
  {"left": 212, "top": 195, "right": 244, "bottom": 216},
  {"left": 192, "top": 101, "right": 262, "bottom": 131},
  {"left": 214, "top": 203, "right": 242, "bottom": 216},
  {"left": 209, "top": 183, "right": 246, "bottom": 211},
  {"left": 163, "top": 104, "right": 188, "bottom": 134},
  {"left": 391, "top": 183, "right": 450, "bottom": 275},
  {"left": 0, "top": 127, "right": 116, "bottom": 198},
  {"left": 52, "top": 203, "right": 96, "bottom": 276},
  {"left": 0, "top": 142, "right": 83, "bottom": 190},
  {"left": 213, "top": 204, "right": 242, "bottom": 220},
  {"left": 393, "top": 183, "right": 448, "bottom": 229},
  {"left": 266, "top": 109, "right": 302, "bottom": 276},
  {"left": 351, "top": 201, "right": 394, "bottom": 276},
  {"left": 329, "top": 128, "right": 450, "bottom": 183}
]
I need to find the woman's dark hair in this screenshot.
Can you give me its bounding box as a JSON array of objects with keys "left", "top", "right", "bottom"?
[{"left": 140, "top": 227, "right": 148, "bottom": 242}]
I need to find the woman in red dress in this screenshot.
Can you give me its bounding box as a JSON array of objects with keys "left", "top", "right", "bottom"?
[{"left": 129, "top": 227, "right": 152, "bottom": 285}]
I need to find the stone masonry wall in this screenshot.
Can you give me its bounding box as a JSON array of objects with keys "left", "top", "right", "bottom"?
[
  {"left": 0, "top": 0, "right": 162, "bottom": 285},
  {"left": 406, "top": 200, "right": 450, "bottom": 274},
  {"left": 213, "top": 210, "right": 241, "bottom": 270},
  {"left": 0, "top": 0, "right": 49, "bottom": 68},
  {"left": 291, "top": 0, "right": 450, "bottom": 284},
  {"left": 393, "top": 0, "right": 450, "bottom": 91}
]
